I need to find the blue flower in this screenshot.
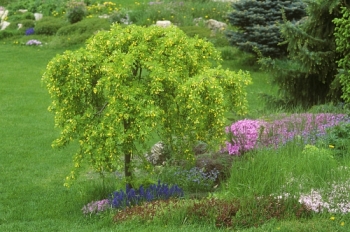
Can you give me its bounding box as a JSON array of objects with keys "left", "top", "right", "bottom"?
[{"left": 25, "top": 28, "right": 35, "bottom": 36}]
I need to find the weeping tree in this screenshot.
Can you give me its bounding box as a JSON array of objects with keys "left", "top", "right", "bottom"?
[
  {"left": 226, "top": 0, "right": 306, "bottom": 58},
  {"left": 42, "top": 24, "right": 251, "bottom": 188},
  {"left": 258, "top": 0, "right": 345, "bottom": 108}
]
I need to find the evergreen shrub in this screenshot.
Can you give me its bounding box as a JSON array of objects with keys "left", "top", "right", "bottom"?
[
  {"left": 226, "top": 0, "right": 306, "bottom": 58},
  {"left": 258, "top": 0, "right": 344, "bottom": 108}
]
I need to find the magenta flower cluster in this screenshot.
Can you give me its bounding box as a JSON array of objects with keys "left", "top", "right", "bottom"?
[
  {"left": 82, "top": 199, "right": 110, "bottom": 215},
  {"left": 225, "top": 113, "right": 349, "bottom": 155},
  {"left": 225, "top": 119, "right": 267, "bottom": 155}
]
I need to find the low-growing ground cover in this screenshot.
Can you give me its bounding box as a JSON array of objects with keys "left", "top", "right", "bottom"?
[{"left": 2, "top": 0, "right": 350, "bottom": 231}]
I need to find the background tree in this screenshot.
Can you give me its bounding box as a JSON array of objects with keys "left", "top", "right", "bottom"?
[
  {"left": 42, "top": 24, "right": 251, "bottom": 188},
  {"left": 258, "top": 0, "right": 345, "bottom": 108},
  {"left": 334, "top": 5, "right": 350, "bottom": 104},
  {"left": 225, "top": 0, "right": 306, "bottom": 58}
]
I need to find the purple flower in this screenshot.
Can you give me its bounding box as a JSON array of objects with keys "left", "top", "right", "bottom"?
[
  {"left": 225, "top": 119, "right": 267, "bottom": 155},
  {"left": 25, "top": 28, "right": 34, "bottom": 36},
  {"left": 26, "top": 39, "right": 42, "bottom": 46},
  {"left": 82, "top": 199, "right": 110, "bottom": 215},
  {"left": 225, "top": 113, "right": 349, "bottom": 155}
]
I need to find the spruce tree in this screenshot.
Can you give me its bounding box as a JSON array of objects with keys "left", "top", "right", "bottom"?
[
  {"left": 258, "top": 0, "right": 344, "bottom": 108},
  {"left": 226, "top": 0, "right": 306, "bottom": 58}
]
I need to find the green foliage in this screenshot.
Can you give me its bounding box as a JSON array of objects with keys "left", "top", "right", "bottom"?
[
  {"left": 56, "top": 17, "right": 110, "bottom": 36},
  {"left": 7, "top": 12, "right": 34, "bottom": 21},
  {"left": 42, "top": 24, "right": 251, "bottom": 187},
  {"left": 226, "top": 0, "right": 306, "bottom": 58},
  {"left": 66, "top": 0, "right": 87, "bottom": 24},
  {"left": 0, "top": 30, "right": 19, "bottom": 40},
  {"left": 0, "top": 0, "right": 10, "bottom": 6},
  {"left": 258, "top": 0, "right": 345, "bottom": 108},
  {"left": 108, "top": 9, "right": 129, "bottom": 24},
  {"left": 127, "top": 0, "right": 230, "bottom": 27},
  {"left": 6, "top": 0, "right": 66, "bottom": 16},
  {"left": 20, "top": 19, "right": 35, "bottom": 28},
  {"left": 179, "top": 26, "right": 212, "bottom": 39},
  {"left": 334, "top": 6, "right": 350, "bottom": 104},
  {"left": 34, "top": 16, "right": 67, "bottom": 35},
  {"left": 317, "top": 122, "right": 350, "bottom": 158},
  {"left": 52, "top": 17, "right": 110, "bottom": 47}
]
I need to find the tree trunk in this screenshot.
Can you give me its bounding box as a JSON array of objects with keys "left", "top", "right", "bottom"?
[{"left": 124, "top": 153, "right": 133, "bottom": 190}]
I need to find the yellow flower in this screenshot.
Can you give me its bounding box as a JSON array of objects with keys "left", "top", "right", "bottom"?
[
  {"left": 341, "top": 222, "right": 345, "bottom": 226},
  {"left": 330, "top": 216, "right": 335, "bottom": 220},
  {"left": 329, "top": 145, "right": 335, "bottom": 148}
]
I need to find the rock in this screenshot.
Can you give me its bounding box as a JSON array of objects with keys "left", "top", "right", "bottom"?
[
  {"left": 18, "top": 23, "right": 23, "bottom": 29},
  {"left": 156, "top": 20, "right": 172, "bottom": 28},
  {"left": 193, "top": 17, "right": 205, "bottom": 26},
  {"left": 18, "top": 9, "right": 28, "bottom": 13},
  {"left": 1, "top": 21, "right": 10, "bottom": 30},
  {"left": 206, "top": 19, "right": 227, "bottom": 32},
  {"left": 1, "top": 9, "right": 8, "bottom": 21},
  {"left": 145, "top": 141, "right": 167, "bottom": 165},
  {"left": 99, "top": 14, "right": 110, "bottom": 19},
  {"left": 34, "top": 13, "right": 43, "bottom": 21}
]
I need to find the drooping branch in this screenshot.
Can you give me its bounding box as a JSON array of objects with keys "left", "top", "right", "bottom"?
[{"left": 94, "top": 102, "right": 108, "bottom": 117}]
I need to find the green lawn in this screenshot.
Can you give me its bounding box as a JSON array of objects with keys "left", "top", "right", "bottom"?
[
  {"left": 1, "top": 40, "right": 350, "bottom": 231},
  {"left": 0, "top": 45, "right": 89, "bottom": 231}
]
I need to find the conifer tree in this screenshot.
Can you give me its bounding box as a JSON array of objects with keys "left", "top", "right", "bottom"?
[
  {"left": 226, "top": 0, "right": 306, "bottom": 58},
  {"left": 258, "top": 0, "right": 345, "bottom": 108}
]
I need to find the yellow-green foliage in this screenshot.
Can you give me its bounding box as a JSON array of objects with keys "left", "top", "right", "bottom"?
[{"left": 42, "top": 24, "right": 251, "bottom": 186}]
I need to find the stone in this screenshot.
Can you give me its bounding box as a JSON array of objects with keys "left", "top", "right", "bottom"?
[
  {"left": 34, "top": 13, "right": 43, "bottom": 21},
  {"left": 99, "top": 14, "right": 109, "bottom": 19},
  {"left": 193, "top": 17, "right": 205, "bottom": 26},
  {"left": 0, "top": 21, "right": 10, "bottom": 30},
  {"left": 206, "top": 19, "right": 227, "bottom": 32},
  {"left": 156, "top": 20, "right": 172, "bottom": 28},
  {"left": 18, "top": 23, "right": 23, "bottom": 29},
  {"left": 18, "top": 9, "right": 28, "bottom": 13},
  {"left": 1, "top": 9, "right": 8, "bottom": 21}
]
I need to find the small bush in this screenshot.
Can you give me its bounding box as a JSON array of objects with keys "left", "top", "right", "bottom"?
[
  {"left": 56, "top": 17, "right": 110, "bottom": 36},
  {"left": 34, "top": 17, "right": 67, "bottom": 35},
  {"left": 66, "top": 1, "right": 87, "bottom": 24},
  {"left": 0, "top": 30, "right": 18, "bottom": 40},
  {"left": 156, "top": 165, "right": 219, "bottom": 192},
  {"left": 317, "top": 122, "right": 350, "bottom": 158},
  {"left": 20, "top": 19, "right": 35, "bottom": 29},
  {"left": 52, "top": 17, "right": 110, "bottom": 47}
]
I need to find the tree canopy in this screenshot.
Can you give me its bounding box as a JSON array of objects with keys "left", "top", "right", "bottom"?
[{"left": 42, "top": 24, "right": 251, "bottom": 187}]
